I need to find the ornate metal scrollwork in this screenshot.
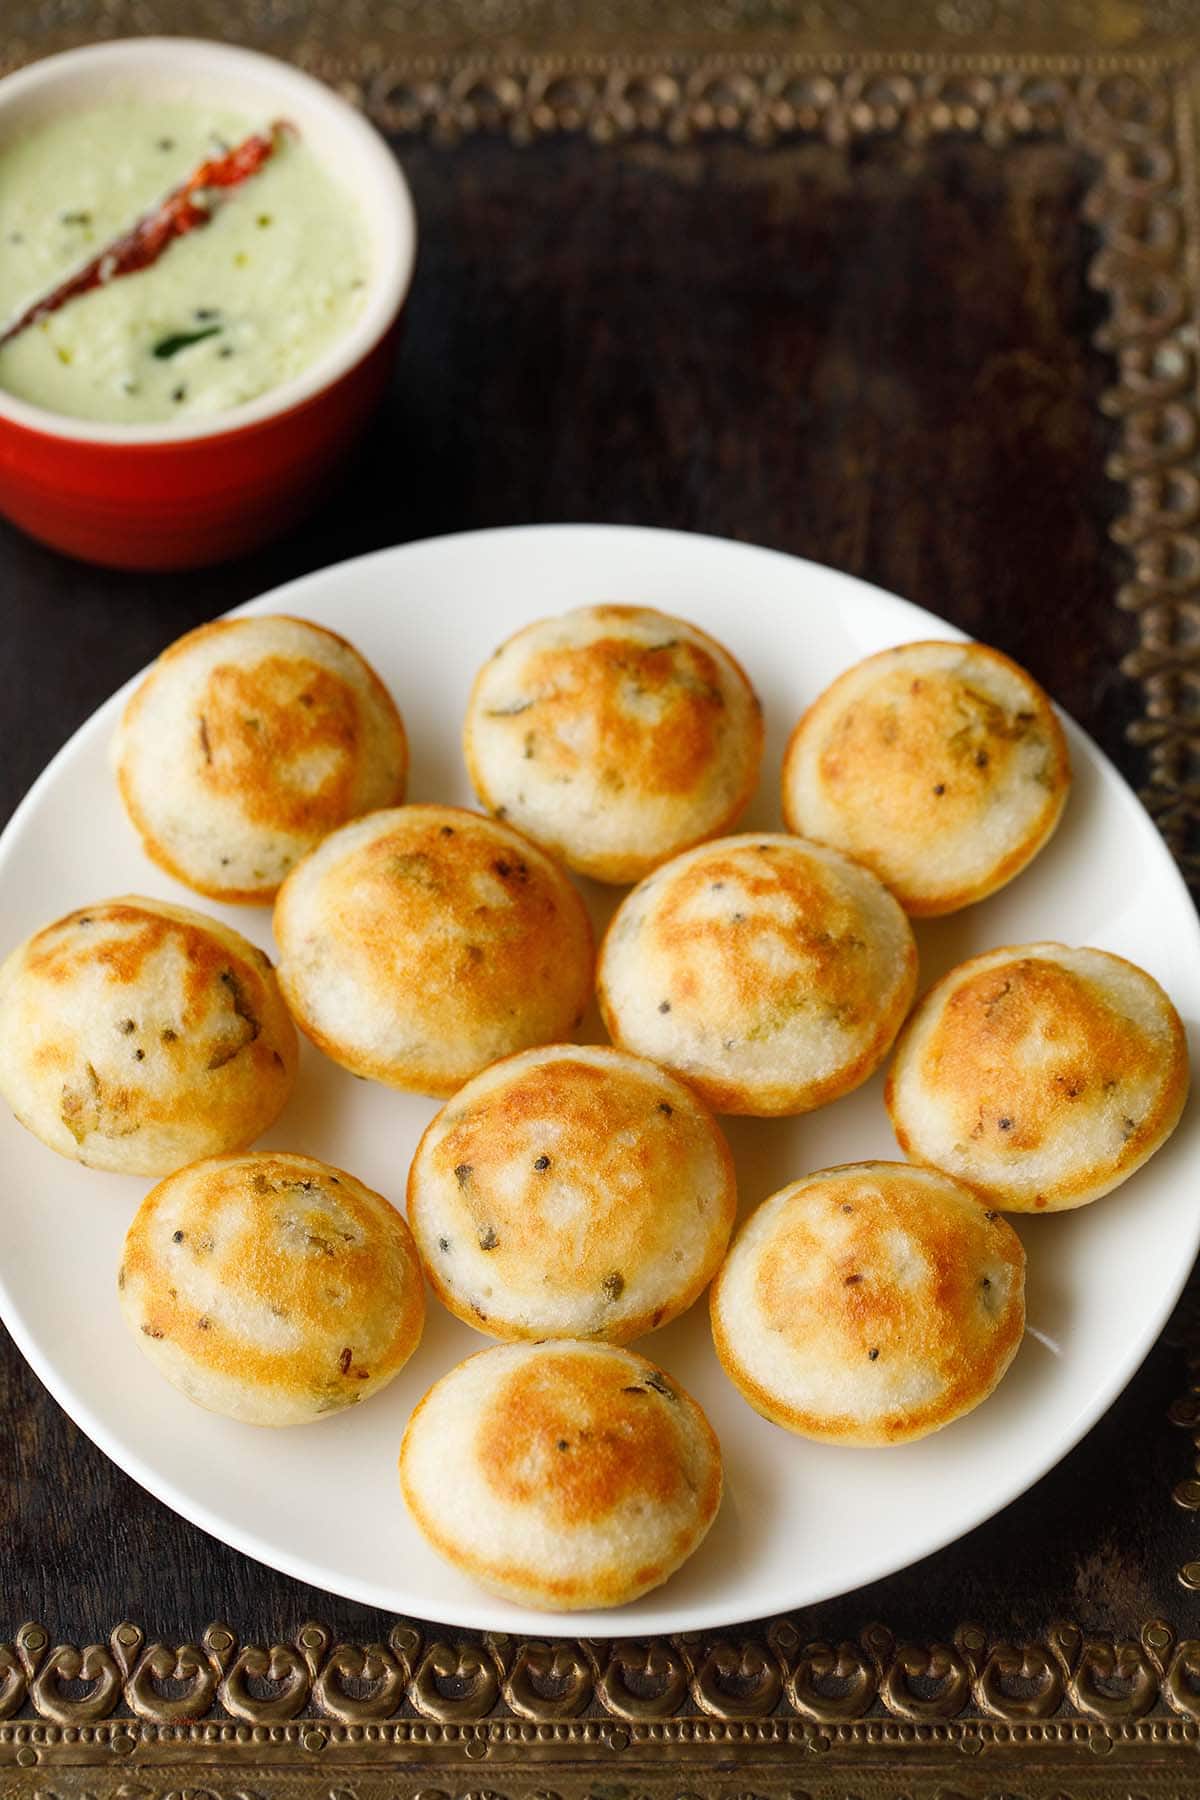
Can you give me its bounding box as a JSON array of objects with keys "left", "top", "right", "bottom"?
[
  {"left": 410, "top": 1640, "right": 500, "bottom": 1722},
  {"left": 593, "top": 1638, "right": 690, "bottom": 1720},
  {"left": 870, "top": 1626, "right": 972, "bottom": 1723},
  {"left": 776, "top": 1633, "right": 878, "bottom": 1723},
  {"left": 491, "top": 1638, "right": 594, "bottom": 1719},
  {"left": 686, "top": 1636, "right": 783, "bottom": 1719},
  {"left": 310, "top": 1625, "right": 419, "bottom": 1722},
  {"left": 1048, "top": 1619, "right": 1163, "bottom": 1723},
  {"left": 0, "top": 1639, "right": 27, "bottom": 1721},
  {"left": 216, "top": 1627, "right": 317, "bottom": 1724},
  {"left": 955, "top": 1623, "right": 1065, "bottom": 1720},
  {"left": 0, "top": 1613, "right": 1197, "bottom": 1745},
  {"left": 19, "top": 1626, "right": 123, "bottom": 1726},
  {"left": 123, "top": 1633, "right": 219, "bottom": 1725}
]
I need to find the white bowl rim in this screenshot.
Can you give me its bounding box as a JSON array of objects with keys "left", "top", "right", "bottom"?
[{"left": 0, "top": 37, "right": 417, "bottom": 447}]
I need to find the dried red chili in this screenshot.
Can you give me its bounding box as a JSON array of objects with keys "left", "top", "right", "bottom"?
[{"left": 0, "top": 122, "right": 291, "bottom": 348}]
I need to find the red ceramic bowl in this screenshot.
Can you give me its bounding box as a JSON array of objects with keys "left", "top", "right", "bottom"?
[{"left": 0, "top": 40, "right": 417, "bottom": 571}]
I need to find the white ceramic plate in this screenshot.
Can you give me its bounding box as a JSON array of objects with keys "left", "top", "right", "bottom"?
[{"left": 1, "top": 524, "right": 1197, "bottom": 1635}]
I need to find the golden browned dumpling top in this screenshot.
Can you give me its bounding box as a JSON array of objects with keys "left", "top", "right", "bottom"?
[
  {"left": 400, "top": 1339, "right": 722, "bottom": 1610},
  {"left": 886, "top": 943, "right": 1189, "bottom": 1211},
  {"left": 0, "top": 896, "right": 296, "bottom": 1175},
  {"left": 115, "top": 615, "right": 408, "bottom": 903},
  {"left": 782, "top": 639, "right": 1070, "bottom": 915},
  {"left": 273, "top": 806, "right": 594, "bottom": 1097},
  {"left": 597, "top": 834, "right": 917, "bottom": 1116},
  {"left": 711, "top": 1162, "right": 1025, "bottom": 1445},
  {"left": 119, "top": 1151, "right": 425, "bottom": 1426},
  {"left": 464, "top": 604, "right": 763, "bottom": 884},
  {"left": 408, "top": 1043, "right": 736, "bottom": 1343}
]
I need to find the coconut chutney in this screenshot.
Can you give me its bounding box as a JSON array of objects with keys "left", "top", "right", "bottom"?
[{"left": 0, "top": 103, "right": 370, "bottom": 423}]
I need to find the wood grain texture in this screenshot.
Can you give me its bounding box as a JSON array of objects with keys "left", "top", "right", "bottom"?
[{"left": 0, "top": 124, "right": 1187, "bottom": 1643}]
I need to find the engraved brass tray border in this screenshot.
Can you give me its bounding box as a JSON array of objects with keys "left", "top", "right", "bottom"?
[
  {"left": 4, "top": 22, "right": 1200, "bottom": 1797},
  {"left": 5, "top": 1615, "right": 1200, "bottom": 1793}
]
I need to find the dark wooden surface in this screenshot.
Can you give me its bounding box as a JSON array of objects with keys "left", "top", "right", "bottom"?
[{"left": 1, "top": 127, "right": 1190, "bottom": 1644}]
